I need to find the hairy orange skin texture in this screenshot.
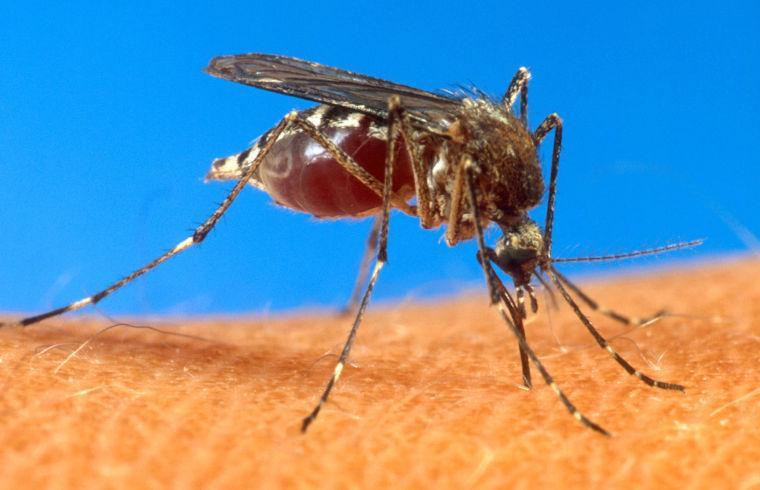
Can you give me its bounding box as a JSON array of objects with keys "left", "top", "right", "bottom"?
[{"left": 0, "top": 259, "right": 757, "bottom": 489}]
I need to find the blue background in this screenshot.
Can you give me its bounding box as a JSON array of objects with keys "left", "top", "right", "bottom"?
[{"left": 2, "top": 1, "right": 758, "bottom": 316}]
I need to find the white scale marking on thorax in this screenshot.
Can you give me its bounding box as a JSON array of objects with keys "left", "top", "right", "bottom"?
[
  {"left": 306, "top": 105, "right": 330, "bottom": 127},
  {"left": 431, "top": 145, "right": 449, "bottom": 189},
  {"left": 328, "top": 112, "right": 364, "bottom": 129}
]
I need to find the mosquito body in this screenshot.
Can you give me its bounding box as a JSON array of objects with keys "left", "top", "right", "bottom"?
[
  {"left": 5, "top": 54, "right": 699, "bottom": 436},
  {"left": 205, "top": 67, "right": 542, "bottom": 242}
]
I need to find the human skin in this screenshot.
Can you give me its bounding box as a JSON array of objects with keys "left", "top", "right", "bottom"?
[{"left": 0, "top": 258, "right": 757, "bottom": 489}]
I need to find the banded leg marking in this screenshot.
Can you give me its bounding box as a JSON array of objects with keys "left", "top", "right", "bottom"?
[
  {"left": 396, "top": 108, "right": 436, "bottom": 229},
  {"left": 503, "top": 67, "right": 531, "bottom": 125},
  {"left": 7, "top": 115, "right": 294, "bottom": 328},
  {"left": 548, "top": 266, "right": 684, "bottom": 391},
  {"left": 443, "top": 154, "right": 470, "bottom": 246},
  {"left": 533, "top": 113, "right": 563, "bottom": 259},
  {"left": 301, "top": 96, "right": 403, "bottom": 432},
  {"left": 490, "top": 268, "right": 533, "bottom": 389},
  {"left": 464, "top": 159, "right": 609, "bottom": 436},
  {"left": 551, "top": 268, "right": 667, "bottom": 328}
]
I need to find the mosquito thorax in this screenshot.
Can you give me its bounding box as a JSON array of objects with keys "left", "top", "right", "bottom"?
[
  {"left": 455, "top": 98, "right": 544, "bottom": 223},
  {"left": 492, "top": 218, "right": 544, "bottom": 287}
]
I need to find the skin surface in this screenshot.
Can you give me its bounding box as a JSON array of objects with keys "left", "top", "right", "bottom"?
[{"left": 0, "top": 258, "right": 757, "bottom": 489}]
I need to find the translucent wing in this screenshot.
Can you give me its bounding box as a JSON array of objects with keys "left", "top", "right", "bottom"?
[{"left": 205, "top": 53, "right": 461, "bottom": 131}]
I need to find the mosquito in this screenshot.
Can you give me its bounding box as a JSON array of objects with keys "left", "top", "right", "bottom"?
[{"left": 4, "top": 54, "right": 700, "bottom": 436}]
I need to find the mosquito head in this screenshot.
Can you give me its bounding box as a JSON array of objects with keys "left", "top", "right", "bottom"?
[{"left": 491, "top": 218, "right": 544, "bottom": 287}]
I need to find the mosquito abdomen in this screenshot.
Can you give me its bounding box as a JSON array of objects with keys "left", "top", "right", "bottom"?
[{"left": 212, "top": 106, "right": 417, "bottom": 218}]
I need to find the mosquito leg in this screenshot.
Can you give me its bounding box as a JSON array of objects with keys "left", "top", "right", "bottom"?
[
  {"left": 476, "top": 246, "right": 532, "bottom": 387},
  {"left": 301, "top": 96, "right": 403, "bottom": 433},
  {"left": 494, "top": 275, "right": 532, "bottom": 389},
  {"left": 516, "top": 287, "right": 528, "bottom": 319},
  {"left": 514, "top": 285, "right": 534, "bottom": 385},
  {"left": 551, "top": 268, "right": 668, "bottom": 328},
  {"left": 512, "top": 299, "right": 532, "bottom": 388},
  {"left": 502, "top": 67, "right": 531, "bottom": 125},
  {"left": 512, "top": 302, "right": 532, "bottom": 388},
  {"left": 548, "top": 265, "right": 684, "bottom": 391},
  {"left": 3, "top": 114, "right": 297, "bottom": 329},
  {"left": 340, "top": 215, "right": 381, "bottom": 316},
  {"left": 443, "top": 154, "right": 469, "bottom": 245},
  {"left": 524, "top": 284, "right": 539, "bottom": 314},
  {"left": 533, "top": 113, "right": 563, "bottom": 259},
  {"left": 397, "top": 107, "right": 437, "bottom": 229},
  {"left": 464, "top": 158, "right": 608, "bottom": 436}
]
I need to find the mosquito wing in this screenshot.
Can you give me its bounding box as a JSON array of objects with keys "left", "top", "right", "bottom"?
[{"left": 205, "top": 53, "right": 462, "bottom": 132}]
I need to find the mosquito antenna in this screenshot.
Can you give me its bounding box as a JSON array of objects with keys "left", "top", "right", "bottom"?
[{"left": 551, "top": 239, "right": 703, "bottom": 264}]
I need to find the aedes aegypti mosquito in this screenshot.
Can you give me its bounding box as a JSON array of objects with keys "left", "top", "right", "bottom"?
[{"left": 5, "top": 54, "right": 700, "bottom": 436}]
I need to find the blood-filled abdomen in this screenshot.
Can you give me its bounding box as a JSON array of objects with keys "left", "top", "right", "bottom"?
[{"left": 251, "top": 106, "right": 415, "bottom": 218}]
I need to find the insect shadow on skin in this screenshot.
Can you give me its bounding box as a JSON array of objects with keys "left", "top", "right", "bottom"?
[{"left": 2, "top": 54, "right": 702, "bottom": 436}]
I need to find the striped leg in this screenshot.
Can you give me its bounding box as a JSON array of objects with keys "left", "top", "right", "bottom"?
[
  {"left": 547, "top": 240, "right": 703, "bottom": 328},
  {"left": 533, "top": 113, "right": 563, "bottom": 259},
  {"left": 550, "top": 268, "right": 667, "bottom": 328},
  {"left": 443, "top": 154, "right": 469, "bottom": 245},
  {"left": 301, "top": 96, "right": 403, "bottom": 432},
  {"left": 476, "top": 246, "right": 533, "bottom": 388},
  {"left": 464, "top": 159, "right": 609, "bottom": 436},
  {"left": 393, "top": 100, "right": 436, "bottom": 229},
  {"left": 493, "top": 271, "right": 532, "bottom": 389},
  {"left": 502, "top": 67, "right": 531, "bottom": 126},
  {"left": 515, "top": 285, "right": 539, "bottom": 318},
  {"left": 4, "top": 114, "right": 295, "bottom": 329},
  {"left": 548, "top": 265, "right": 684, "bottom": 391}
]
